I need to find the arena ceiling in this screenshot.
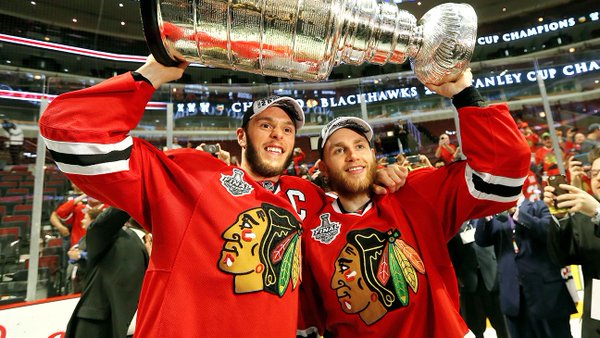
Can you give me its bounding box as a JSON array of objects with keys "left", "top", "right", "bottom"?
[{"left": 0, "top": 0, "right": 580, "bottom": 42}]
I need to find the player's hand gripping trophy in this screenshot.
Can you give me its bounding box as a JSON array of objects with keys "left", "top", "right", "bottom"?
[{"left": 140, "top": 0, "right": 477, "bottom": 84}]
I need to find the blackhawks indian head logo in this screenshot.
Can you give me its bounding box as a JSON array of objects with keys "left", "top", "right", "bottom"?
[
  {"left": 218, "top": 203, "right": 302, "bottom": 296},
  {"left": 331, "top": 228, "right": 426, "bottom": 325}
]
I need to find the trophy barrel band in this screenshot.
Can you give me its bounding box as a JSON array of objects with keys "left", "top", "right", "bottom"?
[{"left": 140, "top": 0, "right": 180, "bottom": 67}]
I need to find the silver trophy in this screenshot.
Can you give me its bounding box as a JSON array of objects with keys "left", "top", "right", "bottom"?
[{"left": 140, "top": 0, "right": 477, "bottom": 84}]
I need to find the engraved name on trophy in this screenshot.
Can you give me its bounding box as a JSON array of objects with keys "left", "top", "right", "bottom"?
[{"left": 140, "top": 0, "right": 477, "bottom": 84}]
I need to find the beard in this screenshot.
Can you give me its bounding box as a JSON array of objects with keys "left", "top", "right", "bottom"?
[
  {"left": 245, "top": 132, "right": 293, "bottom": 178},
  {"left": 327, "top": 161, "right": 377, "bottom": 197}
]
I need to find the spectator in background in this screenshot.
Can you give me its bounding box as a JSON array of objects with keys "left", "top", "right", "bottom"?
[
  {"left": 474, "top": 198, "right": 576, "bottom": 338},
  {"left": 66, "top": 206, "right": 104, "bottom": 293},
  {"left": 521, "top": 169, "right": 542, "bottom": 202},
  {"left": 284, "top": 146, "right": 306, "bottom": 176},
  {"left": 581, "top": 123, "right": 600, "bottom": 153},
  {"left": 53, "top": 191, "right": 108, "bottom": 249},
  {"left": 1, "top": 119, "right": 24, "bottom": 165},
  {"left": 534, "top": 132, "right": 562, "bottom": 177},
  {"left": 434, "top": 132, "right": 457, "bottom": 165},
  {"left": 565, "top": 152, "right": 593, "bottom": 195},
  {"left": 448, "top": 220, "right": 509, "bottom": 338},
  {"left": 51, "top": 187, "right": 108, "bottom": 293},
  {"left": 65, "top": 207, "right": 151, "bottom": 338},
  {"left": 521, "top": 124, "right": 540, "bottom": 153},
  {"left": 543, "top": 145, "right": 600, "bottom": 337},
  {"left": 563, "top": 128, "right": 584, "bottom": 155},
  {"left": 162, "top": 137, "right": 182, "bottom": 151},
  {"left": 395, "top": 120, "right": 409, "bottom": 154}
]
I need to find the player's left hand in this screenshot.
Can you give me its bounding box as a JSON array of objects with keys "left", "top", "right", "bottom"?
[{"left": 373, "top": 165, "right": 408, "bottom": 195}]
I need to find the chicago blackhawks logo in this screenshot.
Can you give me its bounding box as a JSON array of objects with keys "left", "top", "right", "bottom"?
[
  {"left": 221, "top": 168, "right": 253, "bottom": 196},
  {"left": 331, "top": 228, "right": 425, "bottom": 325},
  {"left": 311, "top": 213, "right": 341, "bottom": 244},
  {"left": 218, "top": 203, "right": 302, "bottom": 296}
]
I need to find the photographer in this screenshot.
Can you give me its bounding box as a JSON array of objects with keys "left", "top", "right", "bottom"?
[
  {"left": 1, "top": 119, "right": 23, "bottom": 165},
  {"left": 196, "top": 143, "right": 230, "bottom": 165},
  {"left": 434, "top": 132, "right": 457, "bottom": 165},
  {"left": 543, "top": 145, "right": 600, "bottom": 337}
]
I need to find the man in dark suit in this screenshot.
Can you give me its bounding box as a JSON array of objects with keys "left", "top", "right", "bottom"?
[
  {"left": 474, "top": 198, "right": 576, "bottom": 338},
  {"left": 65, "top": 207, "right": 150, "bottom": 338},
  {"left": 448, "top": 220, "right": 509, "bottom": 338}
]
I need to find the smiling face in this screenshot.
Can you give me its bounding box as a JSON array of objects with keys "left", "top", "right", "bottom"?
[
  {"left": 320, "top": 128, "right": 377, "bottom": 198},
  {"left": 237, "top": 107, "right": 295, "bottom": 181}
]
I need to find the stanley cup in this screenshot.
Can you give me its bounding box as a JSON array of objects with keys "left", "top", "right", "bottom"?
[{"left": 140, "top": 0, "right": 477, "bottom": 84}]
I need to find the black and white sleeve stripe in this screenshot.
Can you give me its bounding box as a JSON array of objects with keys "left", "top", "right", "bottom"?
[
  {"left": 465, "top": 164, "right": 525, "bottom": 203},
  {"left": 43, "top": 136, "right": 133, "bottom": 176}
]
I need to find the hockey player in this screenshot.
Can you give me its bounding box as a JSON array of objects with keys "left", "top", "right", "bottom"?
[
  {"left": 39, "top": 56, "right": 321, "bottom": 337},
  {"left": 298, "top": 70, "right": 531, "bottom": 337}
]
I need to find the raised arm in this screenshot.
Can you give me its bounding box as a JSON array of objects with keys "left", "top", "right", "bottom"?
[
  {"left": 39, "top": 56, "right": 197, "bottom": 230},
  {"left": 408, "top": 70, "right": 530, "bottom": 240}
]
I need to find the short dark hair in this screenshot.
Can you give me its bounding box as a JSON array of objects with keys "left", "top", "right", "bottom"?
[
  {"left": 87, "top": 207, "right": 104, "bottom": 221},
  {"left": 589, "top": 145, "right": 600, "bottom": 164}
]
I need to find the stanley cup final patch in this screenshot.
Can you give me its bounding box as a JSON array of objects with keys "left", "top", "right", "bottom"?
[
  {"left": 311, "top": 213, "right": 341, "bottom": 244},
  {"left": 221, "top": 168, "right": 254, "bottom": 196}
]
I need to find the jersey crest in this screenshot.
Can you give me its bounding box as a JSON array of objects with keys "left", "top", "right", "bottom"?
[
  {"left": 221, "top": 168, "right": 253, "bottom": 196},
  {"left": 331, "top": 228, "right": 426, "bottom": 325},
  {"left": 311, "top": 213, "right": 341, "bottom": 244},
  {"left": 218, "top": 203, "right": 303, "bottom": 296}
]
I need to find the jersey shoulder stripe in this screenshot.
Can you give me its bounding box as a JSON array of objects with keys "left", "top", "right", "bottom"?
[
  {"left": 465, "top": 164, "right": 525, "bottom": 202},
  {"left": 42, "top": 136, "right": 133, "bottom": 175}
]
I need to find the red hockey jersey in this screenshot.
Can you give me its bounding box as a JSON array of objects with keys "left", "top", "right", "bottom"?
[
  {"left": 39, "top": 73, "right": 324, "bottom": 337},
  {"left": 299, "top": 103, "right": 530, "bottom": 337}
]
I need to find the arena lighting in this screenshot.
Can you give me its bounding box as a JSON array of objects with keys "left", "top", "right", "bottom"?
[
  {"left": 0, "top": 89, "right": 167, "bottom": 109},
  {"left": 0, "top": 33, "right": 202, "bottom": 66}
]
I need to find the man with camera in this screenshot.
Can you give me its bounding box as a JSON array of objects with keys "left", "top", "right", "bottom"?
[
  {"left": 434, "top": 132, "right": 457, "bottom": 165},
  {"left": 544, "top": 145, "right": 600, "bottom": 338}
]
